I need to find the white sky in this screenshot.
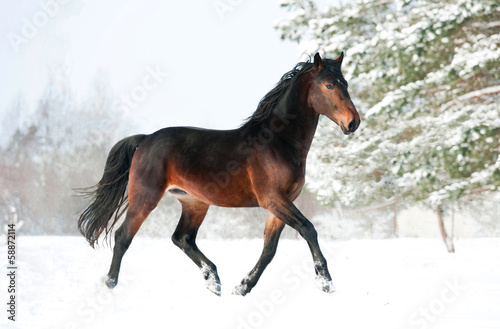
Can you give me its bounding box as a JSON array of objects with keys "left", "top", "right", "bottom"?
[{"left": 0, "top": 0, "right": 300, "bottom": 138}]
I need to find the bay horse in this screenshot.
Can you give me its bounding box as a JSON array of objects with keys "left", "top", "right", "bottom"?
[{"left": 78, "top": 52, "right": 360, "bottom": 296}]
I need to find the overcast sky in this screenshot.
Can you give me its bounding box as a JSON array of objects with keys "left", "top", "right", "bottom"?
[{"left": 0, "top": 0, "right": 301, "bottom": 139}]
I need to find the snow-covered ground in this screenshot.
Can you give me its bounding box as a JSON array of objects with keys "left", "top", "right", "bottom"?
[{"left": 1, "top": 236, "right": 499, "bottom": 329}]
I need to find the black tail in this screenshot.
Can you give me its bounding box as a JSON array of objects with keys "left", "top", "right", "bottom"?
[{"left": 78, "top": 134, "right": 147, "bottom": 248}]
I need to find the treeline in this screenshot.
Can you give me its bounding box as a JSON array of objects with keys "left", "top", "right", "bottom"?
[{"left": 1, "top": 70, "right": 129, "bottom": 235}]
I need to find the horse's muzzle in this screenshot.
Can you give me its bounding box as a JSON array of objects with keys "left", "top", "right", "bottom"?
[{"left": 341, "top": 119, "right": 360, "bottom": 135}]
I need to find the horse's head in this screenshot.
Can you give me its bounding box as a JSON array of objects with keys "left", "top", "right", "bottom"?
[{"left": 308, "top": 52, "right": 360, "bottom": 135}]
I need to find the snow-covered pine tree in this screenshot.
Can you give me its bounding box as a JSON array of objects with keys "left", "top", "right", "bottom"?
[{"left": 276, "top": 0, "right": 500, "bottom": 211}]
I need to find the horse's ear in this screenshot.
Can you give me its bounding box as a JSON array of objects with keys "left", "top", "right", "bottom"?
[
  {"left": 335, "top": 51, "right": 344, "bottom": 66},
  {"left": 313, "top": 52, "right": 324, "bottom": 72}
]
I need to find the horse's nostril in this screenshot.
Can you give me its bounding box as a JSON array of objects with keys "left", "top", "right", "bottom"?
[{"left": 348, "top": 120, "right": 357, "bottom": 132}]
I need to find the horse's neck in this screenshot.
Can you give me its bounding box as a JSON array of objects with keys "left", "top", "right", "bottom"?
[{"left": 272, "top": 82, "right": 320, "bottom": 162}]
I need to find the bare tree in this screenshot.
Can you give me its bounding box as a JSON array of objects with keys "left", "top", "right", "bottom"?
[{"left": 436, "top": 205, "right": 455, "bottom": 253}]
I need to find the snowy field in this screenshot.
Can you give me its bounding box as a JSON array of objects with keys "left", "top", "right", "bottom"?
[{"left": 1, "top": 236, "right": 500, "bottom": 329}]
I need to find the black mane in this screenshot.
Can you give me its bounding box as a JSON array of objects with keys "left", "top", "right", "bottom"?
[
  {"left": 320, "top": 58, "right": 348, "bottom": 87},
  {"left": 245, "top": 61, "right": 314, "bottom": 125},
  {"left": 243, "top": 57, "right": 346, "bottom": 126}
]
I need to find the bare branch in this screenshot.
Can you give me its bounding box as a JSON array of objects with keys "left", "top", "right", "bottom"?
[{"left": 441, "top": 85, "right": 500, "bottom": 111}]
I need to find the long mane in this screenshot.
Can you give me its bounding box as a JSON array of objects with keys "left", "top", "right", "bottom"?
[
  {"left": 243, "top": 57, "right": 346, "bottom": 126},
  {"left": 243, "top": 60, "right": 315, "bottom": 126}
]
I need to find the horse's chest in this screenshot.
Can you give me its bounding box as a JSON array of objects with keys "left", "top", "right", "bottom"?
[{"left": 269, "top": 161, "right": 305, "bottom": 194}]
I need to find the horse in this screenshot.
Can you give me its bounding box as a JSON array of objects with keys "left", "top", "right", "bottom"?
[{"left": 78, "top": 52, "right": 360, "bottom": 296}]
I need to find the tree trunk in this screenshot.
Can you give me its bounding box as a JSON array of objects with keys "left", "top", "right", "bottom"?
[
  {"left": 451, "top": 209, "right": 455, "bottom": 241},
  {"left": 392, "top": 203, "right": 398, "bottom": 237},
  {"left": 436, "top": 205, "right": 455, "bottom": 253}
]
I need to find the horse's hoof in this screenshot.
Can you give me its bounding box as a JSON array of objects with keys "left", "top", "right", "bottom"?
[
  {"left": 203, "top": 272, "right": 221, "bottom": 296},
  {"left": 232, "top": 284, "right": 249, "bottom": 296},
  {"left": 207, "top": 282, "right": 222, "bottom": 296},
  {"left": 105, "top": 276, "right": 117, "bottom": 289},
  {"left": 315, "top": 276, "right": 335, "bottom": 294}
]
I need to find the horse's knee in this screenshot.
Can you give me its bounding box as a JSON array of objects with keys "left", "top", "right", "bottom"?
[
  {"left": 171, "top": 232, "right": 182, "bottom": 248},
  {"left": 298, "top": 221, "right": 317, "bottom": 240},
  {"left": 171, "top": 233, "right": 193, "bottom": 252}
]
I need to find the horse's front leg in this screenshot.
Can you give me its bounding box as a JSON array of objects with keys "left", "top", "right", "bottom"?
[
  {"left": 264, "top": 196, "right": 334, "bottom": 294},
  {"left": 233, "top": 212, "right": 285, "bottom": 296}
]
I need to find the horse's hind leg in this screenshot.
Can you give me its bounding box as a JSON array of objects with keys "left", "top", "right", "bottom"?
[
  {"left": 233, "top": 212, "right": 285, "bottom": 296},
  {"left": 171, "top": 197, "right": 221, "bottom": 295},
  {"left": 106, "top": 183, "right": 165, "bottom": 288}
]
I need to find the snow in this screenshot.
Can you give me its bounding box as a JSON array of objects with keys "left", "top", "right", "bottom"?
[{"left": 1, "top": 236, "right": 500, "bottom": 329}]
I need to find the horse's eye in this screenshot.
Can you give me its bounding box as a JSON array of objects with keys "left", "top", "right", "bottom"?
[{"left": 326, "top": 85, "right": 334, "bottom": 90}]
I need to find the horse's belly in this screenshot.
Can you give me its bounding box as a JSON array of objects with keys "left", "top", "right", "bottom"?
[{"left": 166, "top": 165, "right": 259, "bottom": 207}]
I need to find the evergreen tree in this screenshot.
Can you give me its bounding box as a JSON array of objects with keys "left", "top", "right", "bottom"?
[{"left": 276, "top": 0, "right": 500, "bottom": 209}]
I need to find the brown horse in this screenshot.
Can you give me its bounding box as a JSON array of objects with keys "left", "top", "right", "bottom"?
[{"left": 78, "top": 52, "right": 360, "bottom": 296}]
